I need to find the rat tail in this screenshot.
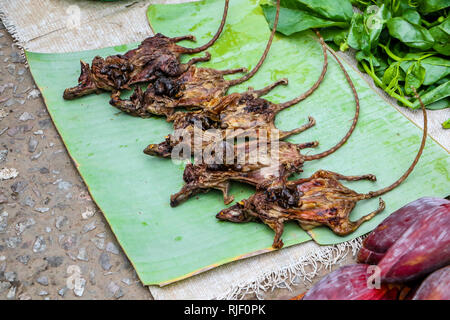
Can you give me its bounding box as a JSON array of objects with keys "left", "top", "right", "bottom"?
[
  {"left": 303, "top": 48, "right": 359, "bottom": 161},
  {"left": 277, "top": 30, "right": 328, "bottom": 109},
  {"left": 366, "top": 88, "right": 427, "bottom": 198},
  {"left": 227, "top": 0, "right": 281, "bottom": 86},
  {"left": 182, "top": 0, "right": 230, "bottom": 54}
]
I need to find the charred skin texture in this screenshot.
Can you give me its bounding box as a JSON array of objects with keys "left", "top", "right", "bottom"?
[
  {"left": 169, "top": 140, "right": 319, "bottom": 206},
  {"left": 109, "top": 65, "right": 247, "bottom": 117},
  {"left": 412, "top": 266, "right": 450, "bottom": 300},
  {"left": 302, "top": 264, "right": 403, "bottom": 300},
  {"left": 144, "top": 110, "right": 222, "bottom": 157},
  {"left": 216, "top": 88, "right": 428, "bottom": 249},
  {"left": 63, "top": 0, "right": 231, "bottom": 100},
  {"left": 377, "top": 203, "right": 450, "bottom": 283},
  {"left": 109, "top": 0, "right": 283, "bottom": 118},
  {"left": 358, "top": 197, "right": 450, "bottom": 264},
  {"left": 144, "top": 29, "right": 330, "bottom": 157},
  {"left": 143, "top": 79, "right": 318, "bottom": 157}
]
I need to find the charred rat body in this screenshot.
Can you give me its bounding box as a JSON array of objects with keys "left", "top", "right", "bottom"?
[
  {"left": 109, "top": 0, "right": 283, "bottom": 118},
  {"left": 143, "top": 78, "right": 319, "bottom": 158},
  {"left": 165, "top": 47, "right": 359, "bottom": 207},
  {"left": 170, "top": 139, "right": 319, "bottom": 206},
  {"left": 63, "top": 0, "right": 230, "bottom": 100},
  {"left": 144, "top": 28, "right": 329, "bottom": 158},
  {"left": 109, "top": 64, "right": 248, "bottom": 117},
  {"left": 217, "top": 89, "right": 428, "bottom": 249}
]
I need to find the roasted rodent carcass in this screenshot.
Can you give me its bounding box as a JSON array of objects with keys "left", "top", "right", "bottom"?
[
  {"left": 165, "top": 48, "right": 360, "bottom": 206},
  {"left": 216, "top": 89, "right": 428, "bottom": 249},
  {"left": 143, "top": 78, "right": 318, "bottom": 157},
  {"left": 63, "top": 0, "right": 230, "bottom": 100},
  {"left": 169, "top": 139, "right": 320, "bottom": 206},
  {"left": 109, "top": 0, "right": 283, "bottom": 118}
]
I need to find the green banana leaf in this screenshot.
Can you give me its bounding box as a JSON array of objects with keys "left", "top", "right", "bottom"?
[{"left": 25, "top": 0, "right": 449, "bottom": 285}]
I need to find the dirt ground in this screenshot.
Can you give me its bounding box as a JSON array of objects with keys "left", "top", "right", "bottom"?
[
  {"left": 0, "top": 21, "right": 358, "bottom": 300},
  {"left": 0, "top": 22, "right": 154, "bottom": 300}
]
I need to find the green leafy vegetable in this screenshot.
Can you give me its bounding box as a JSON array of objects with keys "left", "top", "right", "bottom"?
[
  {"left": 348, "top": 13, "right": 371, "bottom": 53},
  {"left": 387, "top": 17, "right": 435, "bottom": 50},
  {"left": 405, "top": 61, "right": 426, "bottom": 94},
  {"left": 403, "top": 9, "right": 421, "bottom": 24},
  {"left": 418, "top": 0, "right": 450, "bottom": 14},
  {"left": 411, "top": 81, "right": 450, "bottom": 108},
  {"left": 430, "top": 17, "right": 450, "bottom": 55},
  {"left": 442, "top": 118, "right": 450, "bottom": 129},
  {"left": 262, "top": 0, "right": 449, "bottom": 111},
  {"left": 401, "top": 56, "right": 450, "bottom": 85},
  {"left": 262, "top": 4, "right": 348, "bottom": 35},
  {"left": 281, "top": 0, "right": 354, "bottom": 22}
]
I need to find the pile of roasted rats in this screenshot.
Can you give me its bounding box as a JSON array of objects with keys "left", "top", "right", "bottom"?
[{"left": 63, "top": 0, "right": 445, "bottom": 272}]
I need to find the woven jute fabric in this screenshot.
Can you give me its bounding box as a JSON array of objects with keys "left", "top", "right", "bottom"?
[{"left": 1, "top": 0, "right": 447, "bottom": 300}]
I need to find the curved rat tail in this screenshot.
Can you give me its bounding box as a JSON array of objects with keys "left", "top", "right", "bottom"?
[
  {"left": 227, "top": 0, "right": 281, "bottom": 86},
  {"left": 277, "top": 30, "right": 328, "bottom": 110},
  {"left": 366, "top": 88, "right": 427, "bottom": 198},
  {"left": 303, "top": 48, "right": 359, "bottom": 161},
  {"left": 182, "top": 0, "right": 230, "bottom": 54}
]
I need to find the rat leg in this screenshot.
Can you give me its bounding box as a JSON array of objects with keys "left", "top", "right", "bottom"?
[
  {"left": 261, "top": 218, "right": 285, "bottom": 249},
  {"left": 219, "top": 67, "right": 248, "bottom": 75},
  {"left": 353, "top": 198, "right": 385, "bottom": 227},
  {"left": 251, "top": 78, "right": 289, "bottom": 98},
  {"left": 170, "top": 184, "right": 204, "bottom": 207},
  {"left": 312, "top": 170, "right": 377, "bottom": 182},
  {"left": 332, "top": 198, "right": 386, "bottom": 235},
  {"left": 171, "top": 35, "right": 197, "bottom": 43},
  {"left": 216, "top": 181, "right": 235, "bottom": 204},
  {"left": 109, "top": 88, "right": 148, "bottom": 118},
  {"left": 182, "top": 52, "right": 212, "bottom": 72},
  {"left": 279, "top": 116, "right": 316, "bottom": 139}
]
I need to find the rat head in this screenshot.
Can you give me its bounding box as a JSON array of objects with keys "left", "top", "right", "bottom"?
[
  {"left": 216, "top": 202, "right": 253, "bottom": 223},
  {"left": 143, "top": 138, "right": 173, "bottom": 158}
]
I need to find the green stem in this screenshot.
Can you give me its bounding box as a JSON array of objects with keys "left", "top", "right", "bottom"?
[
  {"left": 417, "top": 53, "right": 435, "bottom": 61},
  {"left": 378, "top": 43, "right": 402, "bottom": 61},
  {"left": 361, "top": 61, "right": 414, "bottom": 108},
  {"left": 379, "top": 44, "right": 435, "bottom": 63},
  {"left": 421, "top": 16, "right": 444, "bottom": 28}
]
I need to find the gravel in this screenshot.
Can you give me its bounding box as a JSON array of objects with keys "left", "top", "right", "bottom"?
[
  {"left": 106, "top": 242, "right": 119, "bottom": 255},
  {"left": 0, "top": 30, "right": 151, "bottom": 300},
  {"left": 45, "top": 256, "right": 64, "bottom": 268},
  {"left": 99, "top": 252, "right": 112, "bottom": 271},
  {"left": 36, "top": 276, "right": 49, "bottom": 286},
  {"left": 32, "top": 236, "right": 46, "bottom": 253}
]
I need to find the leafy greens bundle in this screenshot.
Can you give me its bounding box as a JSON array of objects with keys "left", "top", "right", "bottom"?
[{"left": 262, "top": 0, "right": 449, "bottom": 127}]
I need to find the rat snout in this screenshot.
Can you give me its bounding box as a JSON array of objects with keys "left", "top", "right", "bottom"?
[
  {"left": 143, "top": 140, "right": 173, "bottom": 158},
  {"left": 216, "top": 204, "right": 247, "bottom": 223},
  {"left": 143, "top": 143, "right": 158, "bottom": 155}
]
